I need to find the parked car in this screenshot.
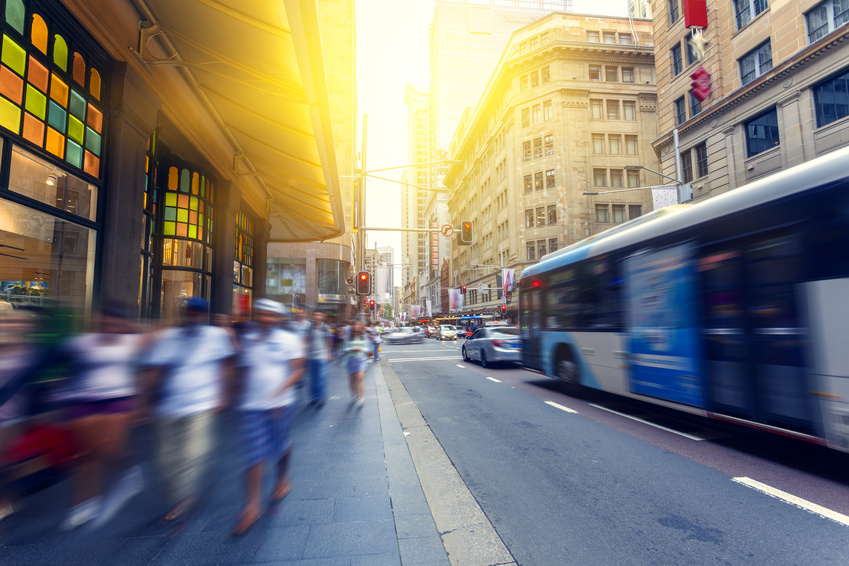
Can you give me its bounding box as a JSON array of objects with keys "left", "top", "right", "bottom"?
[
  {"left": 436, "top": 325, "right": 459, "bottom": 341},
  {"left": 384, "top": 327, "right": 424, "bottom": 344},
  {"left": 462, "top": 326, "right": 521, "bottom": 368}
]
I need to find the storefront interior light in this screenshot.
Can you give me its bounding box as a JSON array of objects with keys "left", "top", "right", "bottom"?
[{"left": 46, "top": 174, "right": 58, "bottom": 186}]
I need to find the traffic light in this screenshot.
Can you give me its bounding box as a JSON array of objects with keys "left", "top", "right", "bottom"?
[
  {"left": 459, "top": 220, "right": 472, "bottom": 245},
  {"left": 461, "top": 285, "right": 467, "bottom": 295},
  {"left": 500, "top": 304, "right": 507, "bottom": 317},
  {"left": 295, "top": 295, "right": 301, "bottom": 308},
  {"left": 363, "top": 297, "right": 369, "bottom": 309},
  {"left": 369, "top": 300, "right": 375, "bottom": 311},
  {"left": 356, "top": 271, "right": 371, "bottom": 295},
  {"left": 690, "top": 65, "right": 711, "bottom": 103}
]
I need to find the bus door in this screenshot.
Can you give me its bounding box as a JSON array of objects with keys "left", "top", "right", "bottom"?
[
  {"left": 745, "top": 235, "right": 815, "bottom": 433},
  {"left": 521, "top": 287, "right": 543, "bottom": 370}
]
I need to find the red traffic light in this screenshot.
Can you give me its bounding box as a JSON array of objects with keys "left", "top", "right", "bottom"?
[
  {"left": 461, "top": 285, "right": 467, "bottom": 294},
  {"left": 369, "top": 300, "right": 375, "bottom": 308},
  {"left": 500, "top": 304, "right": 507, "bottom": 312},
  {"left": 356, "top": 271, "right": 371, "bottom": 295},
  {"left": 360, "top": 273, "right": 367, "bottom": 280}
]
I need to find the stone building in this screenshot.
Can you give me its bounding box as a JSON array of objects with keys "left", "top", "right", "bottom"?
[
  {"left": 652, "top": 0, "right": 849, "bottom": 200},
  {"left": 444, "top": 12, "right": 657, "bottom": 317}
]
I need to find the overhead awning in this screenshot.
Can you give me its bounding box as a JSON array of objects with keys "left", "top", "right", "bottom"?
[{"left": 133, "top": 0, "right": 344, "bottom": 242}]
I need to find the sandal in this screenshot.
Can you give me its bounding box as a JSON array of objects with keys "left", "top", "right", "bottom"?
[{"left": 232, "top": 507, "right": 261, "bottom": 536}]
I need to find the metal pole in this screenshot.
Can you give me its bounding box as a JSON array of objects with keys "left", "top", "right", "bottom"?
[{"left": 360, "top": 114, "right": 368, "bottom": 271}]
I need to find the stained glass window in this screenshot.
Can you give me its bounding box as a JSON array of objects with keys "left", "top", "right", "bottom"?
[
  {"left": 235, "top": 211, "right": 254, "bottom": 268},
  {"left": 162, "top": 164, "right": 214, "bottom": 244},
  {"left": 0, "top": 4, "right": 105, "bottom": 179}
]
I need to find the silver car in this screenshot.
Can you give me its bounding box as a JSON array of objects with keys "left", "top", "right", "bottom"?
[
  {"left": 384, "top": 327, "right": 424, "bottom": 344},
  {"left": 436, "top": 324, "right": 459, "bottom": 340},
  {"left": 462, "top": 326, "right": 522, "bottom": 368}
]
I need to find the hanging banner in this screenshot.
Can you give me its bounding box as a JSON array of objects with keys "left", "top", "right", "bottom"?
[
  {"left": 448, "top": 288, "right": 464, "bottom": 312},
  {"left": 502, "top": 268, "right": 515, "bottom": 295},
  {"left": 411, "top": 305, "right": 421, "bottom": 318},
  {"left": 426, "top": 299, "right": 433, "bottom": 318},
  {"left": 652, "top": 187, "right": 678, "bottom": 210}
]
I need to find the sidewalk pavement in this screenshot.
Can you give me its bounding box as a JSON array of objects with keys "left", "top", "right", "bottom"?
[{"left": 0, "top": 357, "right": 450, "bottom": 565}]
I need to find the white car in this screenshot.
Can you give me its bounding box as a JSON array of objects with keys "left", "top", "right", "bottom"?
[{"left": 436, "top": 325, "right": 459, "bottom": 340}]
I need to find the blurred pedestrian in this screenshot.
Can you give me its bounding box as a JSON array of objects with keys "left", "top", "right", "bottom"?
[
  {"left": 56, "top": 306, "right": 150, "bottom": 530},
  {"left": 305, "top": 311, "right": 332, "bottom": 407},
  {"left": 232, "top": 299, "right": 304, "bottom": 535},
  {"left": 368, "top": 322, "right": 381, "bottom": 361},
  {"left": 289, "top": 310, "right": 310, "bottom": 343},
  {"left": 344, "top": 320, "right": 369, "bottom": 408},
  {"left": 140, "top": 297, "right": 236, "bottom": 523}
]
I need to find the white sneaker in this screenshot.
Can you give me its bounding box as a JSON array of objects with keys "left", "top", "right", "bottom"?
[
  {"left": 349, "top": 396, "right": 358, "bottom": 404},
  {"left": 90, "top": 466, "right": 144, "bottom": 530},
  {"left": 60, "top": 497, "right": 101, "bottom": 531},
  {"left": 356, "top": 398, "right": 364, "bottom": 409}
]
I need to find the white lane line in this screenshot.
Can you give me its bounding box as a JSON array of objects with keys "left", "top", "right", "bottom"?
[
  {"left": 486, "top": 377, "right": 501, "bottom": 383},
  {"left": 388, "top": 356, "right": 462, "bottom": 362},
  {"left": 545, "top": 401, "right": 578, "bottom": 414},
  {"left": 732, "top": 477, "right": 849, "bottom": 527},
  {"left": 589, "top": 403, "right": 706, "bottom": 441},
  {"left": 387, "top": 349, "right": 455, "bottom": 353},
  {"left": 456, "top": 364, "right": 466, "bottom": 369}
]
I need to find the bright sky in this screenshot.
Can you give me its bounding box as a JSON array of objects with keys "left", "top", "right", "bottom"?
[{"left": 356, "top": 0, "right": 630, "bottom": 279}]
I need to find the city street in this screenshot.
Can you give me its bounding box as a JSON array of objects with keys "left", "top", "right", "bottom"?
[{"left": 382, "top": 339, "right": 849, "bottom": 565}]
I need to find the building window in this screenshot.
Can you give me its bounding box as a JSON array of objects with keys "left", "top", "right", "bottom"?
[
  {"left": 532, "top": 104, "right": 541, "bottom": 124},
  {"left": 546, "top": 169, "right": 555, "bottom": 188},
  {"left": 592, "top": 133, "right": 606, "bottom": 154},
  {"left": 629, "top": 205, "right": 642, "bottom": 219},
  {"left": 523, "top": 141, "right": 531, "bottom": 161},
  {"left": 814, "top": 67, "right": 849, "bottom": 127},
  {"left": 520, "top": 75, "right": 529, "bottom": 91},
  {"left": 610, "top": 169, "right": 623, "bottom": 187},
  {"left": 671, "top": 43, "right": 683, "bottom": 76},
  {"left": 607, "top": 100, "right": 620, "bottom": 120},
  {"left": 540, "top": 31, "right": 550, "bottom": 45},
  {"left": 530, "top": 36, "right": 538, "bottom": 51},
  {"left": 547, "top": 205, "right": 557, "bottom": 224},
  {"left": 522, "top": 107, "right": 530, "bottom": 128},
  {"left": 686, "top": 39, "right": 698, "bottom": 66},
  {"left": 534, "top": 171, "right": 544, "bottom": 191},
  {"left": 536, "top": 207, "right": 546, "bottom": 226},
  {"left": 627, "top": 169, "right": 640, "bottom": 187},
  {"left": 695, "top": 142, "right": 709, "bottom": 177},
  {"left": 606, "top": 66, "right": 618, "bottom": 81},
  {"left": 541, "top": 66, "right": 551, "bottom": 83},
  {"left": 669, "top": 0, "right": 680, "bottom": 23},
  {"left": 609, "top": 135, "right": 621, "bottom": 155},
  {"left": 620, "top": 33, "right": 633, "bottom": 45},
  {"left": 745, "top": 107, "right": 780, "bottom": 157},
  {"left": 524, "top": 174, "right": 533, "bottom": 193},
  {"left": 538, "top": 240, "right": 547, "bottom": 258},
  {"left": 590, "top": 99, "right": 604, "bottom": 119},
  {"left": 612, "top": 204, "right": 626, "bottom": 223},
  {"left": 625, "top": 135, "right": 638, "bottom": 155},
  {"left": 588, "top": 31, "right": 599, "bottom": 42},
  {"left": 589, "top": 65, "right": 601, "bottom": 81},
  {"left": 534, "top": 137, "right": 542, "bottom": 159},
  {"left": 593, "top": 169, "right": 607, "bottom": 187},
  {"left": 681, "top": 148, "right": 694, "bottom": 183},
  {"left": 526, "top": 242, "right": 536, "bottom": 261},
  {"left": 525, "top": 209, "right": 534, "bottom": 228},
  {"left": 735, "top": 0, "right": 768, "bottom": 30},
  {"left": 549, "top": 238, "right": 559, "bottom": 253},
  {"left": 623, "top": 100, "right": 637, "bottom": 120},
  {"left": 690, "top": 93, "right": 702, "bottom": 116},
  {"left": 603, "top": 32, "right": 616, "bottom": 44},
  {"left": 739, "top": 40, "right": 772, "bottom": 85},
  {"left": 674, "top": 97, "right": 687, "bottom": 125},
  {"left": 543, "top": 100, "right": 552, "bottom": 121},
  {"left": 807, "top": 0, "right": 849, "bottom": 43},
  {"left": 596, "top": 204, "right": 609, "bottom": 222},
  {"left": 531, "top": 71, "right": 540, "bottom": 88},
  {"left": 545, "top": 134, "right": 554, "bottom": 155},
  {"left": 622, "top": 67, "right": 635, "bottom": 83}
]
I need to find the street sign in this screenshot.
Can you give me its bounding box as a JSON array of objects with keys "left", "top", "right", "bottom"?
[{"left": 441, "top": 224, "right": 454, "bottom": 237}]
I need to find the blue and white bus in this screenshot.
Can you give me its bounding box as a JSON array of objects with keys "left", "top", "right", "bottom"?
[{"left": 520, "top": 145, "right": 849, "bottom": 451}]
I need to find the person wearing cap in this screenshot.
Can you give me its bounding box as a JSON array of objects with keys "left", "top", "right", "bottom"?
[
  {"left": 140, "top": 296, "right": 236, "bottom": 523},
  {"left": 232, "top": 298, "right": 304, "bottom": 535}
]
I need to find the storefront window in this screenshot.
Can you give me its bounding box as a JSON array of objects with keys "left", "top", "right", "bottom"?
[
  {"left": 266, "top": 258, "right": 305, "bottom": 306},
  {"left": 160, "top": 270, "right": 203, "bottom": 321},
  {"left": 0, "top": 198, "right": 95, "bottom": 309},
  {"left": 317, "top": 259, "right": 346, "bottom": 296}
]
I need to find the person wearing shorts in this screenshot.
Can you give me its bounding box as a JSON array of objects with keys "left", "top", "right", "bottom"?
[
  {"left": 233, "top": 299, "right": 304, "bottom": 535},
  {"left": 344, "top": 320, "right": 370, "bottom": 408}
]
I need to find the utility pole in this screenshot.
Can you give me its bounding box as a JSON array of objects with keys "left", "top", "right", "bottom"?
[{"left": 360, "top": 114, "right": 367, "bottom": 272}]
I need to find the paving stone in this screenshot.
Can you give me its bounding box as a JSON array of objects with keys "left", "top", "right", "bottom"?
[
  {"left": 301, "top": 520, "right": 397, "bottom": 559},
  {"left": 331, "top": 496, "right": 393, "bottom": 523}
]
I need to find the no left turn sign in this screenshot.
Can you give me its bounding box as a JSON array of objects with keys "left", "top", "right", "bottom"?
[{"left": 441, "top": 224, "right": 454, "bottom": 237}]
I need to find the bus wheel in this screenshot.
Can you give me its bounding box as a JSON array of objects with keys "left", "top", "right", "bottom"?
[{"left": 555, "top": 347, "right": 579, "bottom": 386}]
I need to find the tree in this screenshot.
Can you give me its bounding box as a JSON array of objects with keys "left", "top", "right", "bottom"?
[{"left": 382, "top": 302, "right": 392, "bottom": 319}]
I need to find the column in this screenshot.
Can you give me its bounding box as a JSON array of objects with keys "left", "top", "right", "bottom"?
[
  {"left": 100, "top": 63, "right": 160, "bottom": 312},
  {"left": 212, "top": 180, "right": 240, "bottom": 316},
  {"left": 253, "top": 220, "right": 270, "bottom": 298}
]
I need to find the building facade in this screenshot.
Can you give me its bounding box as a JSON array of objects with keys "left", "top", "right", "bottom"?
[
  {"left": 445, "top": 12, "right": 657, "bottom": 318},
  {"left": 652, "top": 0, "right": 849, "bottom": 202},
  {"left": 0, "top": 0, "right": 344, "bottom": 321},
  {"left": 401, "top": 84, "right": 429, "bottom": 317}
]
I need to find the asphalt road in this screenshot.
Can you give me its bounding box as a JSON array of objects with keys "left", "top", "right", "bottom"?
[{"left": 383, "top": 338, "right": 849, "bottom": 565}]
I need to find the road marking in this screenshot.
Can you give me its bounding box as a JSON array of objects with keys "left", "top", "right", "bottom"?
[
  {"left": 732, "top": 477, "right": 849, "bottom": 527},
  {"left": 456, "top": 364, "right": 466, "bottom": 369},
  {"left": 388, "top": 356, "right": 462, "bottom": 362},
  {"left": 545, "top": 401, "right": 578, "bottom": 414},
  {"left": 386, "top": 349, "right": 454, "bottom": 353},
  {"left": 589, "top": 404, "right": 706, "bottom": 441},
  {"left": 486, "top": 377, "right": 501, "bottom": 383}
]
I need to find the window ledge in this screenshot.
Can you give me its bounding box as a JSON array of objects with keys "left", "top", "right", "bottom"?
[{"left": 731, "top": 7, "right": 772, "bottom": 41}]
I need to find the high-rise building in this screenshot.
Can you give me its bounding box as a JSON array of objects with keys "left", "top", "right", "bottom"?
[
  {"left": 652, "top": 0, "right": 849, "bottom": 202},
  {"left": 445, "top": 12, "right": 657, "bottom": 317},
  {"left": 424, "top": 0, "right": 573, "bottom": 316},
  {"left": 402, "top": 84, "right": 429, "bottom": 316},
  {"left": 628, "top": 0, "right": 652, "bottom": 19}
]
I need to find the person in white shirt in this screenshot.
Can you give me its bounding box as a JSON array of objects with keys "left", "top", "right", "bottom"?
[
  {"left": 232, "top": 299, "right": 304, "bottom": 535},
  {"left": 140, "top": 297, "right": 236, "bottom": 523}
]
